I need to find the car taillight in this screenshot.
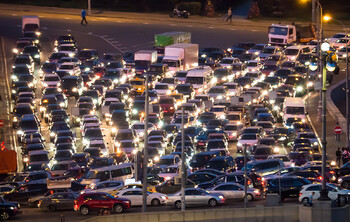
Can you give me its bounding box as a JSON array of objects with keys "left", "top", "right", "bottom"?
[
  {"left": 318, "top": 176, "right": 323, "bottom": 180},
  {"left": 248, "top": 180, "right": 251, "bottom": 185},
  {"left": 257, "top": 177, "right": 261, "bottom": 181},
  {"left": 330, "top": 171, "right": 335, "bottom": 174},
  {"left": 299, "top": 193, "right": 302, "bottom": 197}
]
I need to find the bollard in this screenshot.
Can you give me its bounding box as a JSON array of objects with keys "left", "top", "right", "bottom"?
[
  {"left": 317, "top": 105, "right": 322, "bottom": 122},
  {"left": 335, "top": 133, "right": 340, "bottom": 142}
]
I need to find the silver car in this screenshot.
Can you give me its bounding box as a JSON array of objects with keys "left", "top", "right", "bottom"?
[
  {"left": 167, "top": 188, "right": 226, "bottom": 209},
  {"left": 207, "top": 182, "right": 261, "bottom": 201}
]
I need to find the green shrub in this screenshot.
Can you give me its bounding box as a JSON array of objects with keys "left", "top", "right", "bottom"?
[{"left": 178, "top": 2, "right": 202, "bottom": 15}]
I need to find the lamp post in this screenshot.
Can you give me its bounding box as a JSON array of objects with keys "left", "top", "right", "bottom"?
[
  {"left": 142, "top": 73, "right": 149, "bottom": 212},
  {"left": 324, "top": 15, "right": 349, "bottom": 149},
  {"left": 243, "top": 143, "right": 247, "bottom": 208},
  {"left": 181, "top": 106, "right": 186, "bottom": 211},
  {"left": 88, "top": 0, "right": 91, "bottom": 15}
]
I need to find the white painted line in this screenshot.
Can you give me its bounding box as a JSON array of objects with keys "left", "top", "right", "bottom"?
[
  {"left": 252, "top": 30, "right": 257, "bottom": 32},
  {"left": 43, "top": 27, "right": 48, "bottom": 30},
  {"left": 208, "top": 27, "right": 214, "bottom": 29},
  {"left": 143, "top": 22, "right": 149, "bottom": 25},
  {"left": 88, "top": 32, "right": 93, "bottom": 35},
  {"left": 11, "top": 14, "right": 17, "bottom": 16},
  {"left": 95, "top": 35, "right": 124, "bottom": 53},
  {"left": 67, "top": 29, "right": 71, "bottom": 32},
  {"left": 39, "top": 16, "right": 45, "bottom": 18},
  {"left": 186, "top": 25, "right": 193, "bottom": 27},
  {"left": 110, "top": 41, "right": 119, "bottom": 44},
  {"left": 65, "top": 17, "right": 71, "bottom": 20},
  {"left": 106, "top": 38, "right": 114, "bottom": 41},
  {"left": 170, "top": 24, "right": 177, "bottom": 26}
]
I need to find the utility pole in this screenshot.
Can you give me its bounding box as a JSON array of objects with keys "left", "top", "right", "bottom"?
[
  {"left": 181, "top": 106, "right": 186, "bottom": 211},
  {"left": 142, "top": 74, "right": 149, "bottom": 212},
  {"left": 88, "top": 0, "right": 91, "bottom": 15},
  {"left": 244, "top": 143, "right": 247, "bottom": 208},
  {"left": 312, "top": 0, "right": 316, "bottom": 25},
  {"left": 346, "top": 32, "right": 349, "bottom": 149}
]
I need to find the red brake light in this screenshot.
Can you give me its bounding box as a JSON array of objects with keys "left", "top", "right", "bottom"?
[
  {"left": 257, "top": 177, "right": 261, "bottom": 181},
  {"left": 330, "top": 171, "right": 335, "bottom": 174},
  {"left": 299, "top": 193, "right": 302, "bottom": 197},
  {"left": 318, "top": 176, "right": 323, "bottom": 180},
  {"left": 247, "top": 180, "right": 251, "bottom": 185}
]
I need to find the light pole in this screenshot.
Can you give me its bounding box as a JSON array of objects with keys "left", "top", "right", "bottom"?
[
  {"left": 324, "top": 15, "right": 349, "bottom": 149},
  {"left": 181, "top": 106, "right": 186, "bottom": 211},
  {"left": 142, "top": 74, "right": 149, "bottom": 212},
  {"left": 88, "top": 0, "right": 91, "bottom": 15},
  {"left": 243, "top": 143, "right": 247, "bottom": 208}
]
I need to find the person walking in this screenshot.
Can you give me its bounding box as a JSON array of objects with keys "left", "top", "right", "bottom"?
[
  {"left": 81, "top": 9, "right": 88, "bottom": 25},
  {"left": 225, "top": 7, "right": 232, "bottom": 23},
  {"left": 342, "top": 148, "right": 349, "bottom": 165},
  {"left": 336, "top": 147, "right": 342, "bottom": 166}
]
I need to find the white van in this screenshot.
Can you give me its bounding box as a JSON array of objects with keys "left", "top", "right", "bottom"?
[
  {"left": 283, "top": 97, "right": 305, "bottom": 121},
  {"left": 284, "top": 45, "right": 310, "bottom": 61},
  {"left": 81, "top": 163, "right": 134, "bottom": 188},
  {"left": 185, "top": 67, "right": 213, "bottom": 93}
]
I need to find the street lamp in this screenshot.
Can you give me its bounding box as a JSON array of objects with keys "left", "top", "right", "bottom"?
[{"left": 323, "top": 15, "right": 349, "bottom": 150}]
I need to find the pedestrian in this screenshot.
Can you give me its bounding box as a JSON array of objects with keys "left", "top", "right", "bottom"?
[
  {"left": 342, "top": 147, "right": 349, "bottom": 165},
  {"left": 59, "top": 212, "right": 65, "bottom": 222},
  {"left": 225, "top": 7, "right": 232, "bottom": 23},
  {"left": 81, "top": 9, "right": 88, "bottom": 25},
  {"left": 336, "top": 147, "right": 342, "bottom": 166},
  {"left": 308, "top": 192, "right": 315, "bottom": 206}
]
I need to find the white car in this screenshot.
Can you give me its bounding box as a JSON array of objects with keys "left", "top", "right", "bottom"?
[
  {"left": 58, "top": 62, "right": 81, "bottom": 75},
  {"left": 208, "top": 86, "right": 229, "bottom": 103},
  {"left": 207, "top": 182, "right": 261, "bottom": 201},
  {"left": 246, "top": 60, "right": 263, "bottom": 72},
  {"left": 237, "top": 133, "right": 260, "bottom": 152},
  {"left": 224, "top": 123, "right": 244, "bottom": 141},
  {"left": 154, "top": 83, "right": 171, "bottom": 96},
  {"left": 223, "top": 83, "right": 242, "bottom": 96},
  {"left": 158, "top": 164, "right": 180, "bottom": 181},
  {"left": 115, "top": 188, "right": 167, "bottom": 206},
  {"left": 56, "top": 43, "right": 78, "bottom": 57},
  {"left": 42, "top": 73, "right": 61, "bottom": 88},
  {"left": 131, "top": 122, "right": 156, "bottom": 140},
  {"left": 81, "top": 181, "right": 124, "bottom": 194},
  {"left": 327, "top": 33, "right": 350, "bottom": 45},
  {"left": 336, "top": 46, "right": 350, "bottom": 61},
  {"left": 331, "top": 38, "right": 350, "bottom": 50},
  {"left": 219, "top": 57, "right": 241, "bottom": 68},
  {"left": 209, "top": 105, "right": 227, "bottom": 119},
  {"left": 299, "top": 183, "right": 350, "bottom": 203},
  {"left": 296, "top": 132, "right": 318, "bottom": 147}
]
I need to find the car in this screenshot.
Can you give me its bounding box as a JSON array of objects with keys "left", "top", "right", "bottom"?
[
  {"left": 237, "top": 133, "right": 260, "bottom": 152},
  {"left": 114, "top": 188, "right": 167, "bottom": 206},
  {"left": 187, "top": 172, "right": 218, "bottom": 184},
  {"left": 167, "top": 188, "right": 226, "bottom": 208},
  {"left": 0, "top": 196, "right": 19, "bottom": 220},
  {"left": 39, "top": 192, "right": 78, "bottom": 212},
  {"left": 299, "top": 183, "right": 350, "bottom": 203},
  {"left": 265, "top": 176, "right": 310, "bottom": 201},
  {"left": 74, "top": 192, "right": 130, "bottom": 215},
  {"left": 207, "top": 182, "right": 260, "bottom": 201}
]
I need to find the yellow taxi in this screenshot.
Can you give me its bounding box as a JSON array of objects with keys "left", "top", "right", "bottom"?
[
  {"left": 130, "top": 78, "right": 145, "bottom": 95},
  {"left": 108, "top": 184, "right": 156, "bottom": 196}
]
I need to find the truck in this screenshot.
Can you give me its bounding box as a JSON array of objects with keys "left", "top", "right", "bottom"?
[
  {"left": 163, "top": 43, "right": 198, "bottom": 72},
  {"left": 134, "top": 50, "right": 157, "bottom": 75},
  {"left": 22, "top": 15, "right": 40, "bottom": 35},
  {"left": 268, "top": 23, "right": 316, "bottom": 46},
  {"left": 154, "top": 32, "right": 191, "bottom": 55},
  {"left": 0, "top": 150, "right": 17, "bottom": 174}
]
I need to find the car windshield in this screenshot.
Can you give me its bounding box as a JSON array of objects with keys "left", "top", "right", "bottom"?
[
  {"left": 286, "top": 107, "right": 304, "bottom": 115},
  {"left": 30, "top": 154, "right": 48, "bottom": 162},
  {"left": 58, "top": 46, "right": 75, "bottom": 51},
  {"left": 155, "top": 84, "right": 168, "bottom": 89},
  {"left": 209, "top": 88, "right": 225, "bottom": 93},
  {"left": 44, "top": 76, "right": 60, "bottom": 81},
  {"left": 52, "top": 164, "right": 68, "bottom": 171},
  {"left": 221, "top": 58, "right": 233, "bottom": 64},
  {"left": 255, "top": 148, "right": 272, "bottom": 155},
  {"left": 208, "top": 160, "right": 225, "bottom": 169},
  {"left": 285, "top": 49, "right": 299, "bottom": 56},
  {"left": 261, "top": 48, "right": 275, "bottom": 54},
  {"left": 60, "top": 65, "right": 74, "bottom": 69},
  {"left": 85, "top": 170, "right": 106, "bottom": 179},
  {"left": 241, "top": 134, "right": 257, "bottom": 140},
  {"left": 186, "top": 77, "right": 203, "bottom": 84},
  {"left": 269, "top": 26, "right": 288, "bottom": 35}
]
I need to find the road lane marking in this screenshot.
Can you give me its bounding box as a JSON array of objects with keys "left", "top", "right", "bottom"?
[
  {"left": 42, "top": 27, "right": 48, "bottom": 30},
  {"left": 67, "top": 29, "right": 71, "bottom": 32},
  {"left": 95, "top": 35, "right": 124, "bottom": 53},
  {"left": 170, "top": 24, "right": 177, "bottom": 26},
  {"left": 143, "top": 22, "right": 149, "bottom": 25},
  {"left": 65, "top": 17, "right": 71, "bottom": 20},
  {"left": 88, "top": 32, "right": 93, "bottom": 35},
  {"left": 252, "top": 30, "right": 257, "bottom": 32},
  {"left": 11, "top": 14, "right": 17, "bottom": 16},
  {"left": 208, "top": 27, "right": 214, "bottom": 29},
  {"left": 186, "top": 25, "right": 193, "bottom": 27}
]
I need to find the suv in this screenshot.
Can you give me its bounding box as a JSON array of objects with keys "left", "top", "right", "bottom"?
[
  {"left": 243, "top": 159, "right": 284, "bottom": 176},
  {"left": 265, "top": 176, "right": 310, "bottom": 200},
  {"left": 74, "top": 192, "right": 130, "bottom": 215}
]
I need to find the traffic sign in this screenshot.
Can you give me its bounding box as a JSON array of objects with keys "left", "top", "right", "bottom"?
[
  {"left": 334, "top": 126, "right": 342, "bottom": 134},
  {"left": 0, "top": 120, "right": 4, "bottom": 128}
]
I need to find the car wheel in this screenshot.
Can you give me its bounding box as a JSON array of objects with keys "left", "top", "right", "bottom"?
[
  {"left": 114, "top": 204, "right": 123, "bottom": 213},
  {"left": 302, "top": 197, "right": 309, "bottom": 204},
  {"left": 175, "top": 201, "right": 181, "bottom": 209},
  {"left": 80, "top": 206, "right": 89, "bottom": 215},
  {"left": 246, "top": 194, "right": 254, "bottom": 201},
  {"left": 151, "top": 199, "right": 160, "bottom": 206},
  {"left": 208, "top": 198, "right": 217, "bottom": 207},
  {"left": 0, "top": 211, "right": 10, "bottom": 221},
  {"left": 48, "top": 205, "right": 56, "bottom": 212}
]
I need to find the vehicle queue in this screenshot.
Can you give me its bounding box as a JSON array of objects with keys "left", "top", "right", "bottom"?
[{"left": 2, "top": 27, "right": 350, "bottom": 220}]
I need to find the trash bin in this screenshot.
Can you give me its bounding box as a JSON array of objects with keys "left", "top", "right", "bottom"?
[{"left": 266, "top": 193, "right": 280, "bottom": 206}]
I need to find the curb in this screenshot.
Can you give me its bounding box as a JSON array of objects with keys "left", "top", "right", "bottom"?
[{"left": 326, "top": 79, "right": 347, "bottom": 131}]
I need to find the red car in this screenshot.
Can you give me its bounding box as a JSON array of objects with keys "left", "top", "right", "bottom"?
[
  {"left": 159, "top": 96, "right": 176, "bottom": 115},
  {"left": 74, "top": 192, "right": 131, "bottom": 215}
]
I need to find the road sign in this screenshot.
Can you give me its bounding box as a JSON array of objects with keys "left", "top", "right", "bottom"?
[
  {"left": 0, "top": 120, "right": 4, "bottom": 128},
  {"left": 334, "top": 126, "right": 342, "bottom": 134}
]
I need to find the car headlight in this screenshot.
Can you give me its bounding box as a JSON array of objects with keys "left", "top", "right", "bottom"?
[
  {"left": 154, "top": 156, "right": 160, "bottom": 162},
  {"left": 218, "top": 195, "right": 224, "bottom": 199},
  {"left": 72, "top": 87, "right": 78, "bottom": 92},
  {"left": 53, "top": 160, "right": 57, "bottom": 164},
  {"left": 296, "top": 86, "right": 303, "bottom": 92},
  {"left": 13, "top": 116, "right": 18, "bottom": 122},
  {"left": 12, "top": 89, "right": 16, "bottom": 94},
  {"left": 111, "top": 127, "right": 117, "bottom": 133},
  {"left": 307, "top": 82, "right": 313, "bottom": 87},
  {"left": 113, "top": 79, "right": 119, "bottom": 84},
  {"left": 50, "top": 132, "right": 56, "bottom": 137},
  {"left": 269, "top": 99, "right": 275, "bottom": 104},
  {"left": 273, "top": 147, "right": 280, "bottom": 153},
  {"left": 83, "top": 139, "right": 89, "bottom": 145},
  {"left": 11, "top": 75, "right": 17, "bottom": 80},
  {"left": 132, "top": 149, "right": 137, "bottom": 154},
  {"left": 34, "top": 54, "right": 40, "bottom": 58},
  {"left": 222, "top": 77, "right": 227, "bottom": 81},
  {"left": 132, "top": 109, "right": 137, "bottom": 114},
  {"left": 43, "top": 83, "right": 48, "bottom": 87},
  {"left": 76, "top": 117, "right": 81, "bottom": 122},
  {"left": 343, "top": 54, "right": 347, "bottom": 58},
  {"left": 85, "top": 67, "right": 90, "bottom": 71},
  {"left": 161, "top": 196, "right": 167, "bottom": 200},
  {"left": 12, "top": 48, "right": 18, "bottom": 54},
  {"left": 291, "top": 56, "right": 296, "bottom": 60},
  {"left": 69, "top": 53, "right": 74, "bottom": 57},
  {"left": 220, "top": 115, "right": 225, "bottom": 119},
  {"left": 278, "top": 136, "right": 286, "bottom": 141},
  {"left": 139, "top": 132, "right": 144, "bottom": 137},
  {"left": 253, "top": 190, "right": 260, "bottom": 194},
  {"left": 232, "top": 132, "right": 237, "bottom": 137},
  {"left": 59, "top": 102, "right": 65, "bottom": 107},
  {"left": 23, "top": 157, "right": 29, "bottom": 162},
  {"left": 16, "top": 130, "right": 24, "bottom": 135},
  {"left": 313, "top": 142, "right": 318, "bottom": 146},
  {"left": 35, "top": 31, "right": 41, "bottom": 36},
  {"left": 35, "top": 40, "right": 39, "bottom": 44},
  {"left": 217, "top": 95, "right": 223, "bottom": 100},
  {"left": 40, "top": 107, "right": 46, "bottom": 112},
  {"left": 237, "top": 142, "right": 242, "bottom": 147},
  {"left": 28, "top": 83, "right": 34, "bottom": 87}
]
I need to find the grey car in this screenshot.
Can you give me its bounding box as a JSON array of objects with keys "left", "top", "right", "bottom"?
[
  {"left": 38, "top": 192, "right": 78, "bottom": 212},
  {"left": 167, "top": 188, "right": 226, "bottom": 209}
]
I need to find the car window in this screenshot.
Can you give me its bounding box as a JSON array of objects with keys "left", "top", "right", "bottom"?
[
  {"left": 305, "top": 185, "right": 321, "bottom": 191},
  {"left": 327, "top": 186, "right": 337, "bottom": 192},
  {"left": 96, "top": 194, "right": 109, "bottom": 200},
  {"left": 293, "top": 179, "right": 304, "bottom": 187},
  {"left": 122, "top": 191, "right": 133, "bottom": 196},
  {"left": 226, "top": 176, "right": 236, "bottom": 182}
]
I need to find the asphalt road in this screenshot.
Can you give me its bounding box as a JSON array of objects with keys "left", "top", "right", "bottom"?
[{"left": 0, "top": 11, "right": 301, "bottom": 221}]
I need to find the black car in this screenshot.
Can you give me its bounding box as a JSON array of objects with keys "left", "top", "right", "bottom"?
[
  {"left": 0, "top": 196, "right": 19, "bottom": 220},
  {"left": 155, "top": 179, "right": 195, "bottom": 194},
  {"left": 265, "top": 176, "right": 310, "bottom": 200},
  {"left": 189, "top": 151, "right": 220, "bottom": 171},
  {"left": 206, "top": 156, "right": 235, "bottom": 172},
  {"left": 197, "top": 172, "right": 252, "bottom": 189},
  {"left": 61, "top": 75, "right": 83, "bottom": 98},
  {"left": 187, "top": 172, "right": 217, "bottom": 185},
  {"left": 4, "top": 183, "right": 47, "bottom": 203}
]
